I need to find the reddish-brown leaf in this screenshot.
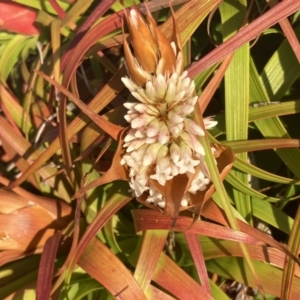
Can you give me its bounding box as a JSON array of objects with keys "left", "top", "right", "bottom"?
[
  {"left": 184, "top": 233, "right": 210, "bottom": 294},
  {"left": 132, "top": 209, "right": 261, "bottom": 245},
  {"left": 36, "top": 233, "right": 62, "bottom": 300}
]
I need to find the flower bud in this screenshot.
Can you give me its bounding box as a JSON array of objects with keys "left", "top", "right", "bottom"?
[
  {"left": 125, "top": 8, "right": 158, "bottom": 73},
  {"left": 123, "top": 5, "right": 183, "bottom": 87}
]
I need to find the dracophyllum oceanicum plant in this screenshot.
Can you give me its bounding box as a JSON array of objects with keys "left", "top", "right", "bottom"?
[{"left": 120, "top": 7, "right": 222, "bottom": 210}]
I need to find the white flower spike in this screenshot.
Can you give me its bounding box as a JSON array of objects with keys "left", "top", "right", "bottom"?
[{"left": 121, "top": 6, "right": 218, "bottom": 208}]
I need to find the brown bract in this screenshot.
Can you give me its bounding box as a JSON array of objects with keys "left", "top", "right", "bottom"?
[{"left": 123, "top": 6, "right": 183, "bottom": 87}]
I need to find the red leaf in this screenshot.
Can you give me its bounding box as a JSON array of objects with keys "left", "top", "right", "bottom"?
[{"left": 0, "top": 1, "right": 39, "bottom": 35}]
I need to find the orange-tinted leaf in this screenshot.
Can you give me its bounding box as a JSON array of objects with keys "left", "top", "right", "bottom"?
[
  {"left": 0, "top": 249, "right": 41, "bottom": 267},
  {"left": 10, "top": 68, "right": 126, "bottom": 191},
  {"left": 73, "top": 129, "right": 129, "bottom": 199},
  {"left": 31, "top": 100, "right": 51, "bottom": 128},
  {"left": 79, "top": 238, "right": 147, "bottom": 300},
  {"left": 0, "top": 176, "right": 72, "bottom": 222},
  {"left": 154, "top": 252, "right": 214, "bottom": 300},
  {"left": 60, "top": 0, "right": 118, "bottom": 73},
  {"left": 36, "top": 70, "right": 124, "bottom": 141},
  {"left": 198, "top": 54, "right": 233, "bottom": 113},
  {"left": 157, "top": 174, "right": 188, "bottom": 225},
  {"left": 145, "top": 285, "right": 177, "bottom": 300},
  {"left": 0, "top": 189, "right": 72, "bottom": 251},
  {"left": 134, "top": 230, "right": 168, "bottom": 291},
  {"left": 146, "top": 8, "right": 176, "bottom": 75},
  {"left": 0, "top": 189, "right": 29, "bottom": 213}
]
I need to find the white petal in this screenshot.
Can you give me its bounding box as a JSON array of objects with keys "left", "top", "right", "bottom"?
[
  {"left": 124, "top": 129, "right": 137, "bottom": 142},
  {"left": 186, "top": 96, "right": 198, "bottom": 107},
  {"left": 135, "top": 129, "right": 145, "bottom": 138},
  {"left": 134, "top": 103, "right": 160, "bottom": 115},
  {"left": 146, "top": 118, "right": 160, "bottom": 137},
  {"left": 131, "top": 91, "right": 149, "bottom": 104},
  {"left": 175, "top": 52, "right": 183, "bottom": 75},
  {"left": 180, "top": 104, "right": 194, "bottom": 116},
  {"left": 157, "top": 201, "right": 166, "bottom": 208},
  {"left": 168, "top": 109, "right": 184, "bottom": 124},
  {"left": 154, "top": 74, "right": 167, "bottom": 99},
  {"left": 173, "top": 90, "right": 186, "bottom": 103},
  {"left": 170, "top": 41, "right": 177, "bottom": 56},
  {"left": 165, "top": 82, "right": 176, "bottom": 103},
  {"left": 124, "top": 102, "right": 137, "bottom": 110},
  {"left": 168, "top": 73, "right": 178, "bottom": 86},
  {"left": 121, "top": 77, "right": 138, "bottom": 92},
  {"left": 156, "top": 144, "right": 169, "bottom": 162},
  {"left": 145, "top": 81, "right": 157, "bottom": 101},
  {"left": 126, "top": 139, "right": 146, "bottom": 152},
  {"left": 143, "top": 143, "right": 161, "bottom": 166},
  {"left": 204, "top": 117, "right": 218, "bottom": 129},
  {"left": 184, "top": 119, "right": 204, "bottom": 136},
  {"left": 131, "top": 114, "right": 154, "bottom": 129},
  {"left": 181, "top": 132, "right": 205, "bottom": 156},
  {"left": 158, "top": 122, "right": 170, "bottom": 144},
  {"left": 170, "top": 142, "right": 180, "bottom": 163}
]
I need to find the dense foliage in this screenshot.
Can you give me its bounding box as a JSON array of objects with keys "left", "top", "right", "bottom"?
[{"left": 1, "top": 0, "right": 300, "bottom": 299}]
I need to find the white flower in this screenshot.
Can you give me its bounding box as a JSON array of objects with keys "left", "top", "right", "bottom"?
[
  {"left": 181, "top": 194, "right": 190, "bottom": 207},
  {"left": 150, "top": 157, "right": 173, "bottom": 186},
  {"left": 146, "top": 183, "right": 165, "bottom": 207},
  {"left": 188, "top": 170, "right": 211, "bottom": 194}
]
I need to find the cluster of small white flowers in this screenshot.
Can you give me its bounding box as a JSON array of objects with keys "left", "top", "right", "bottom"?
[{"left": 120, "top": 69, "right": 217, "bottom": 208}]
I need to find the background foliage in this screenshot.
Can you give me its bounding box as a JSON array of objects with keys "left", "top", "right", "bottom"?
[{"left": 1, "top": 0, "right": 300, "bottom": 299}]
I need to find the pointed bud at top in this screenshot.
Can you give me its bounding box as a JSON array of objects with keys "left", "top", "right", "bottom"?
[
  {"left": 146, "top": 9, "right": 176, "bottom": 75},
  {"left": 123, "top": 5, "right": 183, "bottom": 87},
  {"left": 169, "top": 5, "right": 184, "bottom": 75},
  {"left": 123, "top": 31, "right": 152, "bottom": 86},
  {"left": 125, "top": 8, "right": 157, "bottom": 73}
]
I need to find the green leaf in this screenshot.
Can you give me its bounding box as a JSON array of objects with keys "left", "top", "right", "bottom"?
[
  {"left": 252, "top": 197, "right": 293, "bottom": 234},
  {"left": 0, "top": 35, "right": 29, "bottom": 80},
  {"left": 206, "top": 257, "right": 300, "bottom": 299},
  {"left": 250, "top": 58, "right": 300, "bottom": 179},
  {"left": 14, "top": 0, "right": 70, "bottom": 14},
  {"left": 220, "top": 0, "right": 252, "bottom": 224}
]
